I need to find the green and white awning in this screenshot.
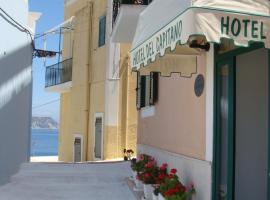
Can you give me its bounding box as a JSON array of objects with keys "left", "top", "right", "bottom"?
[{"left": 131, "top": 1, "right": 270, "bottom": 72}]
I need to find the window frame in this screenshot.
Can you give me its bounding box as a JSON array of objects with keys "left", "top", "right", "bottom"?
[{"left": 98, "top": 15, "right": 106, "bottom": 47}]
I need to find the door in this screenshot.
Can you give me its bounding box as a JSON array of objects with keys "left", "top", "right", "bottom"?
[
  {"left": 214, "top": 48, "right": 270, "bottom": 200},
  {"left": 215, "top": 57, "right": 235, "bottom": 200},
  {"left": 234, "top": 48, "right": 268, "bottom": 200},
  {"left": 94, "top": 116, "right": 103, "bottom": 160},
  {"left": 74, "top": 137, "right": 82, "bottom": 162}
]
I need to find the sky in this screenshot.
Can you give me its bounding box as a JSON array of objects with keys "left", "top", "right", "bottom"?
[{"left": 29, "top": 0, "right": 64, "bottom": 122}]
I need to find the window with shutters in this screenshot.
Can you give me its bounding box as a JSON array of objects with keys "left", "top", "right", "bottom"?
[
  {"left": 136, "top": 72, "right": 159, "bottom": 109},
  {"left": 98, "top": 16, "right": 106, "bottom": 47}
]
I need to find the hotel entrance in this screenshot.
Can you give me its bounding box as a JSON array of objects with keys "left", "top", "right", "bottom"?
[{"left": 214, "top": 46, "right": 270, "bottom": 200}]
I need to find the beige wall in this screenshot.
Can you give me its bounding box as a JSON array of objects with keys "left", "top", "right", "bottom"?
[
  {"left": 138, "top": 55, "right": 206, "bottom": 160},
  {"left": 59, "top": 0, "right": 137, "bottom": 161},
  {"left": 59, "top": 92, "right": 72, "bottom": 161},
  {"left": 121, "top": 44, "right": 138, "bottom": 152},
  {"left": 59, "top": 0, "right": 92, "bottom": 162}
]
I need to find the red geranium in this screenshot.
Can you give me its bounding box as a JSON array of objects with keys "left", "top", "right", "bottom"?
[
  {"left": 170, "top": 168, "right": 177, "bottom": 174},
  {"left": 160, "top": 163, "right": 168, "bottom": 171},
  {"left": 140, "top": 160, "right": 159, "bottom": 184},
  {"left": 158, "top": 168, "right": 195, "bottom": 199}
]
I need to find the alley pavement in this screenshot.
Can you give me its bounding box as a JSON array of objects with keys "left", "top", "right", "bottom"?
[{"left": 0, "top": 161, "right": 136, "bottom": 200}]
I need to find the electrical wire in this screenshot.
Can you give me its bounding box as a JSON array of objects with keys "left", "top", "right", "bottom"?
[
  {"left": 34, "top": 27, "right": 74, "bottom": 40},
  {"left": 0, "top": 6, "right": 35, "bottom": 48},
  {"left": 32, "top": 99, "right": 60, "bottom": 110}
]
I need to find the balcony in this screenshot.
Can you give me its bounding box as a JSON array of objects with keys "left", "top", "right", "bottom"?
[
  {"left": 111, "top": 0, "right": 152, "bottom": 43},
  {"left": 45, "top": 58, "right": 72, "bottom": 93}
]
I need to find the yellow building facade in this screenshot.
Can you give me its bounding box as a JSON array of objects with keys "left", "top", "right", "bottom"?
[{"left": 47, "top": 0, "right": 137, "bottom": 162}]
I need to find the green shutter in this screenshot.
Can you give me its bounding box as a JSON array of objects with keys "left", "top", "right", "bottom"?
[
  {"left": 98, "top": 16, "right": 106, "bottom": 47},
  {"left": 136, "top": 74, "right": 147, "bottom": 109},
  {"left": 140, "top": 76, "right": 146, "bottom": 108},
  {"left": 150, "top": 72, "right": 159, "bottom": 105},
  {"left": 136, "top": 73, "right": 141, "bottom": 109}
]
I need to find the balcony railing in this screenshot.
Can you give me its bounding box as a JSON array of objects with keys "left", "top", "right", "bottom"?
[
  {"left": 45, "top": 58, "right": 72, "bottom": 88},
  {"left": 113, "top": 0, "right": 152, "bottom": 25}
]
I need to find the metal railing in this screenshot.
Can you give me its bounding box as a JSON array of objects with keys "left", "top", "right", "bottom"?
[
  {"left": 45, "top": 58, "right": 73, "bottom": 88},
  {"left": 113, "top": 0, "right": 152, "bottom": 25}
]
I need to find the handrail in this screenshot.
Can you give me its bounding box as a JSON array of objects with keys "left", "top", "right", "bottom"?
[
  {"left": 112, "top": 0, "right": 152, "bottom": 25},
  {"left": 45, "top": 58, "right": 73, "bottom": 87}
]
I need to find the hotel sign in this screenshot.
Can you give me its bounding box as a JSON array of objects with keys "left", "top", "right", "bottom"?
[
  {"left": 132, "top": 19, "right": 183, "bottom": 70},
  {"left": 131, "top": 7, "right": 270, "bottom": 70},
  {"left": 221, "top": 16, "right": 267, "bottom": 40}
]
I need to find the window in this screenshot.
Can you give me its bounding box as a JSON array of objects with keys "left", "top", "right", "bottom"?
[
  {"left": 98, "top": 16, "right": 106, "bottom": 47},
  {"left": 136, "top": 72, "right": 159, "bottom": 109}
]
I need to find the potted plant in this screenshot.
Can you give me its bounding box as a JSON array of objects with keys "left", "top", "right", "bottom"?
[
  {"left": 158, "top": 169, "right": 195, "bottom": 200},
  {"left": 131, "top": 154, "right": 152, "bottom": 190},
  {"left": 140, "top": 159, "right": 159, "bottom": 200},
  {"left": 152, "top": 163, "right": 168, "bottom": 200},
  {"left": 124, "top": 149, "right": 134, "bottom": 161},
  {"left": 130, "top": 158, "right": 137, "bottom": 180}
]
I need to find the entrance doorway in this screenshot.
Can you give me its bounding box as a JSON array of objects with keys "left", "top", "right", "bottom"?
[
  {"left": 74, "top": 136, "right": 82, "bottom": 162},
  {"left": 94, "top": 113, "right": 103, "bottom": 160},
  {"left": 214, "top": 47, "right": 269, "bottom": 200}
]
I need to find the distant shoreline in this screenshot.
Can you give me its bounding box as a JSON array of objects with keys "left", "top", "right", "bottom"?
[{"left": 31, "top": 128, "right": 58, "bottom": 130}]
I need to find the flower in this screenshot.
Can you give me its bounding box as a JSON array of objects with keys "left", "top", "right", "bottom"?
[
  {"left": 145, "top": 161, "right": 155, "bottom": 168},
  {"left": 170, "top": 168, "right": 177, "bottom": 174},
  {"left": 158, "top": 173, "right": 166, "bottom": 180},
  {"left": 160, "top": 163, "right": 168, "bottom": 171},
  {"left": 139, "top": 154, "right": 144, "bottom": 161},
  {"left": 168, "top": 174, "right": 174, "bottom": 179},
  {"left": 144, "top": 173, "right": 150, "bottom": 179},
  {"left": 149, "top": 156, "right": 155, "bottom": 162}
]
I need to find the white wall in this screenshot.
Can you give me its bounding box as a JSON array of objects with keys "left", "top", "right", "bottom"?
[
  {"left": 138, "top": 144, "right": 212, "bottom": 200},
  {"left": 0, "top": 0, "right": 34, "bottom": 185},
  {"left": 105, "top": 0, "right": 120, "bottom": 127}
]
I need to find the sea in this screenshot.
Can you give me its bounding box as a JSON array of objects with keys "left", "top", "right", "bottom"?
[{"left": 31, "top": 129, "right": 58, "bottom": 157}]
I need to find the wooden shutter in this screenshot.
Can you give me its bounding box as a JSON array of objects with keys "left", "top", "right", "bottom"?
[
  {"left": 136, "top": 74, "right": 147, "bottom": 109},
  {"left": 98, "top": 16, "right": 106, "bottom": 47},
  {"left": 140, "top": 76, "right": 146, "bottom": 108},
  {"left": 136, "top": 73, "right": 141, "bottom": 109},
  {"left": 149, "top": 72, "right": 159, "bottom": 105}
]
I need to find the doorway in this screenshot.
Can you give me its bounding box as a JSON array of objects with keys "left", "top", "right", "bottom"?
[
  {"left": 94, "top": 113, "right": 103, "bottom": 160},
  {"left": 74, "top": 135, "right": 82, "bottom": 162},
  {"left": 214, "top": 47, "right": 270, "bottom": 200}
]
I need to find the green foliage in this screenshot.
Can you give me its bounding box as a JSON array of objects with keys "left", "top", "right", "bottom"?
[{"left": 130, "top": 154, "right": 151, "bottom": 173}]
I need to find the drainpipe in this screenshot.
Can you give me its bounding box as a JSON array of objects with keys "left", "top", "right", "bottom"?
[{"left": 85, "top": 2, "right": 93, "bottom": 161}]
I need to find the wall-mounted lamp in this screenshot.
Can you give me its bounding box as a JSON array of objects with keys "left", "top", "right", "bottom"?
[{"left": 188, "top": 36, "right": 210, "bottom": 51}]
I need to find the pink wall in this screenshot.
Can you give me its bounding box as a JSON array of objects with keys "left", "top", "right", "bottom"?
[{"left": 138, "top": 55, "right": 206, "bottom": 160}]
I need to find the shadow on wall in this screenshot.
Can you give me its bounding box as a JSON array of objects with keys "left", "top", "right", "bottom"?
[{"left": 0, "top": 43, "right": 33, "bottom": 185}]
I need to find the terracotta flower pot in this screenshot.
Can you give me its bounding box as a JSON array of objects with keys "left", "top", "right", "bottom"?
[{"left": 143, "top": 184, "right": 154, "bottom": 200}]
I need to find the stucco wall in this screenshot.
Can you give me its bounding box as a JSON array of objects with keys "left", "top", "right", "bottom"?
[
  {"left": 59, "top": 1, "right": 92, "bottom": 162},
  {"left": 120, "top": 44, "right": 138, "bottom": 153},
  {"left": 138, "top": 55, "right": 206, "bottom": 160},
  {"left": 59, "top": 92, "right": 72, "bottom": 161},
  {"left": 60, "top": 0, "right": 137, "bottom": 161},
  {"left": 138, "top": 144, "right": 212, "bottom": 200},
  {"left": 0, "top": 0, "right": 33, "bottom": 185}
]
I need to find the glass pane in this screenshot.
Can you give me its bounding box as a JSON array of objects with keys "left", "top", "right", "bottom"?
[{"left": 219, "top": 64, "right": 229, "bottom": 200}]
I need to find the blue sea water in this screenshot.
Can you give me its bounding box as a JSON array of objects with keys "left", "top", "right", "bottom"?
[{"left": 31, "top": 129, "right": 58, "bottom": 156}]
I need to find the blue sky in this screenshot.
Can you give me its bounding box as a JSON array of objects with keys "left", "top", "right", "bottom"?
[{"left": 29, "top": 0, "right": 64, "bottom": 122}]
